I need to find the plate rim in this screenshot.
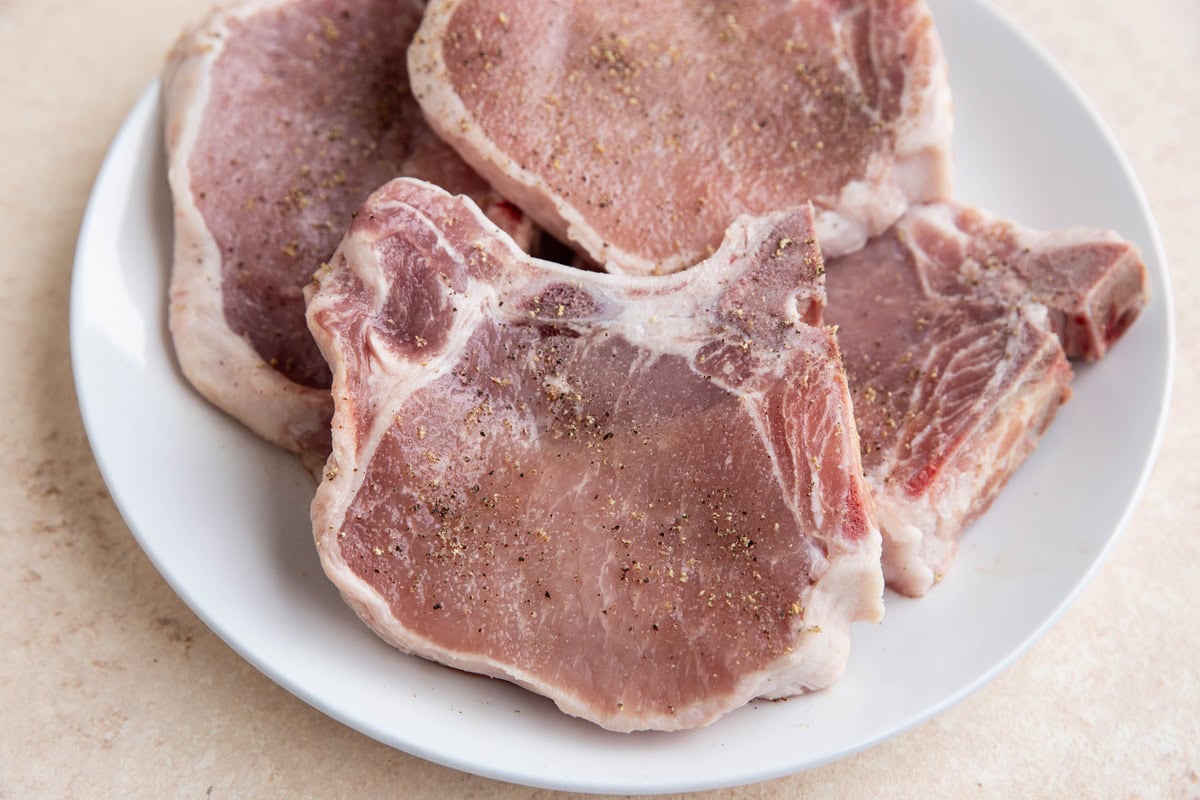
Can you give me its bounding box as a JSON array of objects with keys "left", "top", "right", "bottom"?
[{"left": 69, "top": 1, "right": 1176, "bottom": 793}]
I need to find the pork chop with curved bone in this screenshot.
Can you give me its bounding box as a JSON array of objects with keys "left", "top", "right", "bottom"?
[
  {"left": 826, "top": 202, "right": 1148, "bottom": 596},
  {"left": 306, "top": 178, "right": 883, "bottom": 731}
]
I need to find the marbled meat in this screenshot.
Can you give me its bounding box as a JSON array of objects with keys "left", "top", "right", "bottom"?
[
  {"left": 306, "top": 178, "right": 884, "bottom": 731},
  {"left": 825, "top": 202, "right": 1148, "bottom": 596},
  {"left": 409, "top": 0, "right": 952, "bottom": 275}
]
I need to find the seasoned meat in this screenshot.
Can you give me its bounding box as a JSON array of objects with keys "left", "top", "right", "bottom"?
[
  {"left": 825, "top": 202, "right": 1148, "bottom": 595},
  {"left": 409, "top": 0, "right": 952, "bottom": 275},
  {"left": 306, "top": 179, "right": 883, "bottom": 731},
  {"left": 163, "top": 0, "right": 532, "bottom": 462}
]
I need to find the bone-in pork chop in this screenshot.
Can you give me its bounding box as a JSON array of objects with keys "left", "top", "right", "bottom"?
[
  {"left": 409, "top": 0, "right": 952, "bottom": 276},
  {"left": 163, "top": 0, "right": 532, "bottom": 462},
  {"left": 306, "top": 178, "right": 884, "bottom": 731},
  {"left": 825, "top": 202, "right": 1148, "bottom": 596}
]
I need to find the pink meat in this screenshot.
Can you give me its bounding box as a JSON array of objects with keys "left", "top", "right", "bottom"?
[
  {"left": 163, "top": 0, "right": 532, "bottom": 461},
  {"left": 894, "top": 204, "right": 1149, "bottom": 361},
  {"left": 408, "top": 0, "right": 953, "bottom": 276},
  {"left": 825, "top": 202, "right": 1148, "bottom": 596},
  {"left": 306, "top": 179, "right": 884, "bottom": 731}
]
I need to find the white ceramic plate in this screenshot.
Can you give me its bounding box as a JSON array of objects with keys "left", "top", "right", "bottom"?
[{"left": 71, "top": 1, "right": 1173, "bottom": 794}]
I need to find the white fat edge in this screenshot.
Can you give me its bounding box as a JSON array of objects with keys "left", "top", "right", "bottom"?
[
  {"left": 876, "top": 502, "right": 926, "bottom": 552},
  {"left": 315, "top": 538, "right": 637, "bottom": 729},
  {"left": 751, "top": 512, "right": 885, "bottom": 698},
  {"left": 817, "top": 160, "right": 909, "bottom": 258},
  {"left": 891, "top": 7, "right": 955, "bottom": 170},
  {"left": 827, "top": 1, "right": 953, "bottom": 226},
  {"left": 163, "top": 8, "right": 229, "bottom": 372},
  {"left": 1023, "top": 300, "right": 1052, "bottom": 332},
  {"left": 176, "top": 0, "right": 297, "bottom": 52},
  {"left": 505, "top": 208, "right": 800, "bottom": 365},
  {"left": 233, "top": 0, "right": 302, "bottom": 21},
  {"left": 411, "top": 3, "right": 806, "bottom": 280},
  {"left": 876, "top": 496, "right": 937, "bottom": 597},
  {"left": 907, "top": 199, "right": 964, "bottom": 233},
  {"left": 569, "top": 222, "right": 697, "bottom": 279},
  {"left": 164, "top": 0, "right": 341, "bottom": 454},
  {"left": 813, "top": 208, "right": 867, "bottom": 265},
  {"left": 893, "top": 60, "right": 954, "bottom": 163},
  {"left": 1012, "top": 216, "right": 1126, "bottom": 250},
  {"left": 317, "top": 195, "right": 504, "bottom": 542},
  {"left": 863, "top": 437, "right": 916, "bottom": 568}
]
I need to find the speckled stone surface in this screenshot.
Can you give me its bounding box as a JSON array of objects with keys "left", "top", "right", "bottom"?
[{"left": 1, "top": 1, "right": 1196, "bottom": 797}]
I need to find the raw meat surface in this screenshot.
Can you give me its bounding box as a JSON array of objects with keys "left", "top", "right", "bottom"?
[
  {"left": 409, "top": 0, "right": 952, "bottom": 276},
  {"left": 825, "top": 202, "right": 1148, "bottom": 596},
  {"left": 306, "top": 178, "right": 884, "bottom": 731},
  {"left": 893, "top": 204, "right": 1149, "bottom": 362},
  {"left": 163, "top": 0, "right": 532, "bottom": 460}
]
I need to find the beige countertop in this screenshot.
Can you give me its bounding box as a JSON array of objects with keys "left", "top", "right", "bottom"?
[{"left": 3, "top": 0, "right": 1196, "bottom": 797}]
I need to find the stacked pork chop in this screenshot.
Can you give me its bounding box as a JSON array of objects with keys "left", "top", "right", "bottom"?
[
  {"left": 308, "top": 181, "right": 883, "bottom": 730},
  {"left": 405, "top": 0, "right": 1148, "bottom": 599},
  {"left": 163, "top": 0, "right": 534, "bottom": 468},
  {"left": 824, "top": 204, "right": 1145, "bottom": 594},
  {"left": 164, "top": 0, "right": 1148, "bottom": 730}
]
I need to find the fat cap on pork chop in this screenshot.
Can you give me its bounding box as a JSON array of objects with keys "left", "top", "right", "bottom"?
[
  {"left": 409, "top": 0, "right": 953, "bottom": 276},
  {"left": 306, "top": 178, "right": 883, "bottom": 731},
  {"left": 826, "top": 202, "right": 1148, "bottom": 595}
]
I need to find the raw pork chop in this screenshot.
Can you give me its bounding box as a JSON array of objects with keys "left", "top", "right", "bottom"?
[
  {"left": 408, "top": 0, "right": 953, "bottom": 276},
  {"left": 306, "top": 178, "right": 884, "bottom": 732},
  {"left": 163, "top": 0, "right": 532, "bottom": 461},
  {"left": 825, "top": 202, "right": 1148, "bottom": 596}
]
